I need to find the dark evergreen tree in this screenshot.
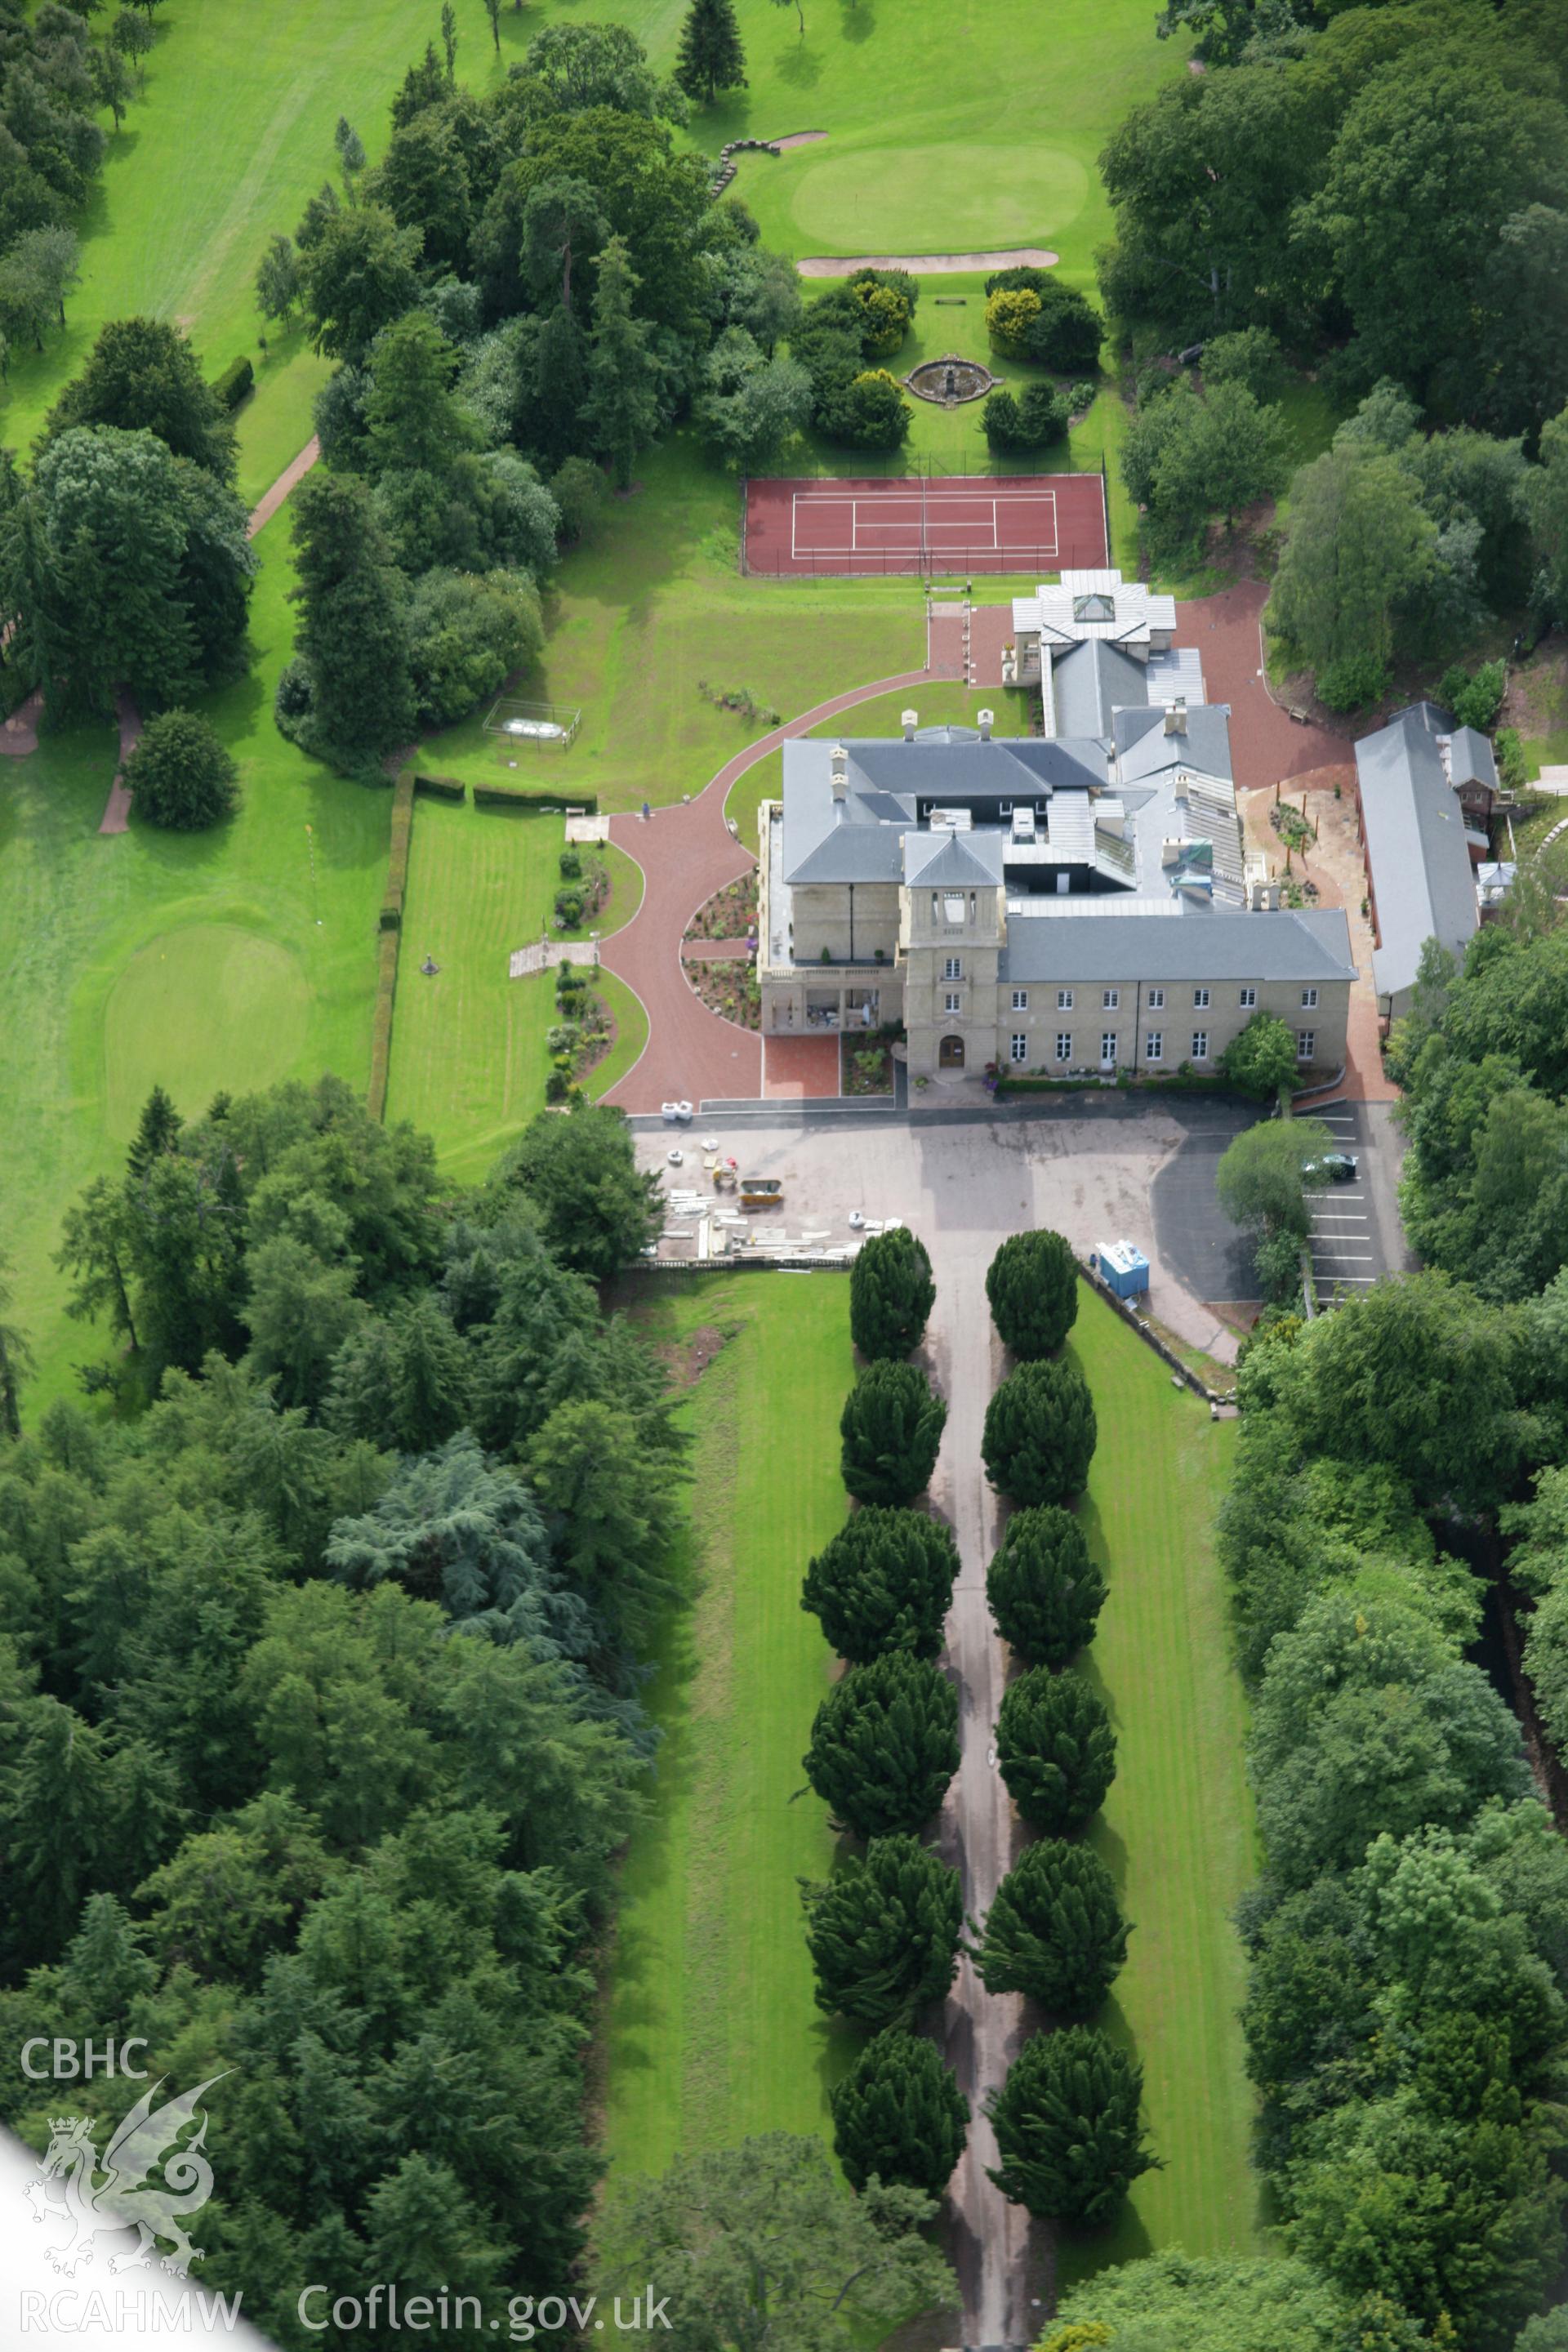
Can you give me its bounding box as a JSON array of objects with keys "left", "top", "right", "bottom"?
[
  {"left": 674, "top": 0, "right": 748, "bottom": 102},
  {"left": 126, "top": 1084, "right": 183, "bottom": 1180},
  {"left": 996, "top": 1667, "right": 1116, "bottom": 1833},
  {"left": 326, "top": 1431, "right": 571, "bottom": 1648},
  {"left": 327, "top": 1294, "right": 474, "bottom": 1456},
  {"left": 804, "top": 1652, "right": 959, "bottom": 1838},
  {"left": 287, "top": 469, "right": 414, "bottom": 767},
  {"left": 801, "top": 1508, "right": 959, "bottom": 1663},
  {"left": 987, "top": 1505, "right": 1106, "bottom": 1666},
  {"left": 801, "top": 1832, "right": 963, "bottom": 2029},
  {"left": 840, "top": 1362, "right": 947, "bottom": 1506},
  {"left": 831, "top": 2029, "right": 969, "bottom": 2197},
  {"left": 982, "top": 1358, "right": 1097, "bottom": 1506},
  {"left": 583, "top": 234, "right": 661, "bottom": 492},
  {"left": 850, "top": 1226, "right": 936, "bottom": 1361},
  {"left": 0, "top": 1247, "right": 33, "bottom": 1442},
  {"left": 971, "top": 1838, "right": 1129, "bottom": 2016},
  {"left": 986, "top": 1229, "right": 1079, "bottom": 1359},
  {"left": 0, "top": 426, "right": 253, "bottom": 720},
  {"left": 988, "top": 2027, "right": 1156, "bottom": 2224},
  {"left": 531, "top": 305, "right": 590, "bottom": 467}
]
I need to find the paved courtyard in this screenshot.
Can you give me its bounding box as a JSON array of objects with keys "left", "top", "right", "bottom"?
[{"left": 641, "top": 1094, "right": 1267, "bottom": 1362}]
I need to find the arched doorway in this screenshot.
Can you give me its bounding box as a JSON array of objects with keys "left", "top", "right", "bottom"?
[{"left": 938, "top": 1034, "right": 964, "bottom": 1068}]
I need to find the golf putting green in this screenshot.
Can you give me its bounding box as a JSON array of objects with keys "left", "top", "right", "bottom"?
[
  {"left": 776, "top": 142, "right": 1089, "bottom": 256},
  {"left": 102, "top": 921, "right": 310, "bottom": 1138}
]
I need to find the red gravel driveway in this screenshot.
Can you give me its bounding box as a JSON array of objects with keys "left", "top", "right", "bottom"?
[
  {"left": 599, "top": 666, "right": 952, "bottom": 1111},
  {"left": 1177, "top": 580, "right": 1346, "bottom": 788}
]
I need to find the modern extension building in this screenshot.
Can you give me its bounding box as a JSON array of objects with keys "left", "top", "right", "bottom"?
[
  {"left": 1353, "top": 702, "right": 1494, "bottom": 1021},
  {"left": 757, "top": 576, "right": 1356, "bottom": 1083}
]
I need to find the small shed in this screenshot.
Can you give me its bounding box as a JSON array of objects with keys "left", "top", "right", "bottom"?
[{"left": 1093, "top": 1240, "right": 1149, "bottom": 1300}]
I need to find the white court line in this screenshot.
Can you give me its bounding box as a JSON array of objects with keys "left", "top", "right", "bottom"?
[{"left": 787, "top": 486, "right": 1061, "bottom": 559}]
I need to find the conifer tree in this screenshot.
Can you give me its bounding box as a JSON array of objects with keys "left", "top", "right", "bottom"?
[
  {"left": 987, "top": 1505, "right": 1106, "bottom": 1667},
  {"left": 971, "top": 1838, "right": 1129, "bottom": 2016},
  {"left": 986, "top": 1227, "right": 1079, "bottom": 1358},
  {"left": 584, "top": 235, "right": 660, "bottom": 492},
  {"left": 127, "top": 1083, "right": 183, "bottom": 1180},
  {"left": 850, "top": 1227, "right": 936, "bottom": 1361},
  {"left": 674, "top": 0, "right": 748, "bottom": 103},
  {"left": 0, "top": 1246, "right": 33, "bottom": 1441},
  {"left": 988, "top": 2027, "right": 1156, "bottom": 2225},
  {"left": 801, "top": 1832, "right": 963, "bottom": 2029},
  {"left": 804, "top": 1652, "right": 959, "bottom": 1838},
  {"left": 840, "top": 1361, "right": 947, "bottom": 1507},
  {"left": 982, "top": 1357, "right": 1097, "bottom": 1506},
  {"left": 996, "top": 1667, "right": 1116, "bottom": 1833},
  {"left": 831, "top": 2029, "right": 969, "bottom": 2197},
  {"left": 288, "top": 470, "right": 414, "bottom": 765},
  {"left": 802, "top": 1508, "right": 959, "bottom": 1662}
]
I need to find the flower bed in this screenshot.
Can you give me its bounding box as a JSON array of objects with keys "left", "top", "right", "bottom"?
[
  {"left": 684, "top": 952, "right": 761, "bottom": 1029},
  {"left": 685, "top": 872, "right": 760, "bottom": 942}
]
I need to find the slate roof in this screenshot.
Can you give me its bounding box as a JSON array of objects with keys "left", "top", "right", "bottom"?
[
  {"left": 1447, "top": 725, "right": 1498, "bottom": 791},
  {"left": 1051, "top": 639, "right": 1150, "bottom": 737},
  {"left": 904, "top": 828, "right": 1007, "bottom": 886},
  {"left": 1113, "top": 703, "right": 1234, "bottom": 785},
  {"left": 780, "top": 733, "right": 1106, "bottom": 888},
  {"left": 998, "top": 906, "right": 1356, "bottom": 986},
  {"left": 1355, "top": 705, "right": 1479, "bottom": 1004}
]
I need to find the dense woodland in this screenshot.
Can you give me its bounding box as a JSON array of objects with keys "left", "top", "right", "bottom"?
[
  {"left": 1099, "top": 0, "right": 1568, "bottom": 706},
  {"left": 271, "top": 23, "right": 799, "bottom": 775},
  {"left": 0, "top": 1086, "right": 687, "bottom": 2347}
]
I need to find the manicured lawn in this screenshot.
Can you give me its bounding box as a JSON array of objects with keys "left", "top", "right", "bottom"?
[
  {"left": 384, "top": 795, "right": 648, "bottom": 1181},
  {"left": 708, "top": 0, "right": 1181, "bottom": 280},
  {"left": 420, "top": 438, "right": 927, "bottom": 816},
  {"left": 602, "top": 1272, "right": 859, "bottom": 2173},
  {"left": 1059, "top": 1289, "right": 1263, "bottom": 2283},
  {"left": 0, "top": 520, "right": 388, "bottom": 1410}
]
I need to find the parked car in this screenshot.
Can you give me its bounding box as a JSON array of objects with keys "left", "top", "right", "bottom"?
[{"left": 1303, "top": 1151, "right": 1359, "bottom": 1183}]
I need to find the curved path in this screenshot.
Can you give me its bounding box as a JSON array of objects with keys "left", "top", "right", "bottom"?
[
  {"left": 247, "top": 435, "right": 320, "bottom": 540},
  {"left": 599, "top": 660, "right": 958, "bottom": 1111},
  {"left": 96, "top": 689, "right": 143, "bottom": 834}
]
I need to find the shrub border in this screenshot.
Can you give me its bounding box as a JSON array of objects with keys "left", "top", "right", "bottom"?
[{"left": 472, "top": 781, "right": 599, "bottom": 813}]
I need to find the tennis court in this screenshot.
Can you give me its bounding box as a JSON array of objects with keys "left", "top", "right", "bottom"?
[{"left": 743, "top": 472, "right": 1109, "bottom": 577}]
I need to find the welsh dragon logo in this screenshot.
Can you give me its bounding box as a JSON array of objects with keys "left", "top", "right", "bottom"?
[{"left": 24, "top": 2074, "right": 228, "bottom": 2279}]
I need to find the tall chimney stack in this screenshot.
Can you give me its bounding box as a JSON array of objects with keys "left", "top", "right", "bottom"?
[
  {"left": 831, "top": 744, "right": 849, "bottom": 808},
  {"left": 1164, "top": 697, "right": 1187, "bottom": 737},
  {"left": 902, "top": 709, "right": 919, "bottom": 742}
]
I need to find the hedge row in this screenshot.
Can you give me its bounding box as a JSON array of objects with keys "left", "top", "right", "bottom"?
[
  {"left": 414, "top": 772, "right": 466, "bottom": 802},
  {"left": 212, "top": 355, "right": 253, "bottom": 410},
  {"left": 366, "top": 926, "right": 401, "bottom": 1123},
  {"left": 381, "top": 768, "right": 416, "bottom": 932},
  {"left": 474, "top": 781, "right": 599, "bottom": 813}
]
